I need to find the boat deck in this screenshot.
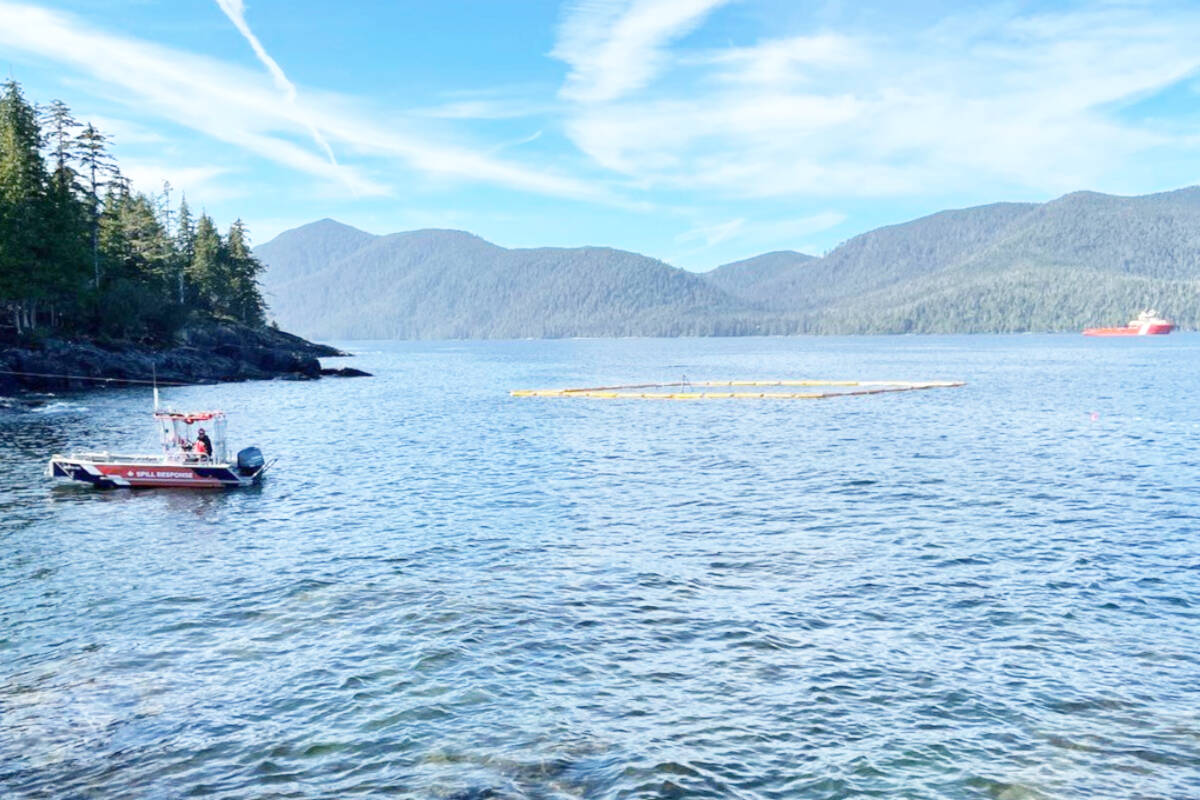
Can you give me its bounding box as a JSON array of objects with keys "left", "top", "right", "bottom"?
[{"left": 59, "top": 452, "right": 231, "bottom": 468}]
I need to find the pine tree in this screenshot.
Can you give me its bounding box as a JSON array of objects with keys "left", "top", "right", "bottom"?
[
  {"left": 38, "top": 98, "right": 88, "bottom": 328},
  {"left": 175, "top": 196, "right": 195, "bottom": 304},
  {"left": 224, "top": 219, "right": 266, "bottom": 325},
  {"left": 158, "top": 180, "right": 173, "bottom": 236},
  {"left": 40, "top": 100, "right": 78, "bottom": 191},
  {"left": 188, "top": 213, "right": 221, "bottom": 313},
  {"left": 76, "top": 122, "right": 117, "bottom": 290},
  {"left": 0, "top": 79, "right": 50, "bottom": 333}
]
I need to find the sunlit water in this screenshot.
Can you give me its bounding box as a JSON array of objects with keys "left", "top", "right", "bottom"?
[{"left": 2, "top": 336, "right": 1199, "bottom": 799}]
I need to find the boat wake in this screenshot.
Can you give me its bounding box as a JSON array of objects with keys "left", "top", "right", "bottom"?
[{"left": 31, "top": 401, "right": 90, "bottom": 415}]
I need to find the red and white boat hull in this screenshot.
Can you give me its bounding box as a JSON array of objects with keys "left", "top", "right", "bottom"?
[
  {"left": 1083, "top": 322, "right": 1173, "bottom": 336},
  {"left": 48, "top": 456, "right": 263, "bottom": 488},
  {"left": 1083, "top": 311, "right": 1174, "bottom": 336}
]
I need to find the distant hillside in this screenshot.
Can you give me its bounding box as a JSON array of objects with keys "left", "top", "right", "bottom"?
[
  {"left": 740, "top": 202, "right": 1040, "bottom": 310},
  {"left": 747, "top": 188, "right": 1200, "bottom": 333},
  {"left": 260, "top": 226, "right": 763, "bottom": 339},
  {"left": 258, "top": 187, "right": 1200, "bottom": 338},
  {"left": 701, "top": 251, "right": 816, "bottom": 302},
  {"left": 256, "top": 218, "right": 376, "bottom": 283}
]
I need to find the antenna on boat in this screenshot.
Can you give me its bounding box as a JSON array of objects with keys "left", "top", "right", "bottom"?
[{"left": 152, "top": 364, "right": 160, "bottom": 411}]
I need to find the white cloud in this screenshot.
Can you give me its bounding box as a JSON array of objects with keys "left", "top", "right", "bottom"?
[
  {"left": 414, "top": 99, "right": 552, "bottom": 120},
  {"left": 213, "top": 0, "right": 338, "bottom": 166},
  {"left": 698, "top": 33, "right": 866, "bottom": 85},
  {"left": 552, "top": 0, "right": 731, "bottom": 102},
  {"left": 117, "top": 162, "right": 242, "bottom": 204},
  {"left": 676, "top": 217, "right": 745, "bottom": 247},
  {"left": 0, "top": 2, "right": 618, "bottom": 204},
  {"left": 490, "top": 130, "right": 544, "bottom": 155},
  {"left": 558, "top": 2, "right": 1200, "bottom": 198},
  {"left": 83, "top": 115, "right": 167, "bottom": 145},
  {"left": 676, "top": 211, "right": 846, "bottom": 248}
]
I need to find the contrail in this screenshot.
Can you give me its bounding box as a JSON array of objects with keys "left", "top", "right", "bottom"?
[{"left": 213, "top": 0, "right": 338, "bottom": 166}]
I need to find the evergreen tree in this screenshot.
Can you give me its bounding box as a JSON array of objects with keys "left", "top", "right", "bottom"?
[
  {"left": 39, "top": 98, "right": 88, "bottom": 327},
  {"left": 0, "top": 81, "right": 274, "bottom": 341},
  {"left": 158, "top": 180, "right": 174, "bottom": 236},
  {"left": 224, "top": 219, "right": 266, "bottom": 325},
  {"left": 76, "top": 122, "right": 117, "bottom": 290},
  {"left": 175, "top": 196, "right": 195, "bottom": 304},
  {"left": 96, "top": 188, "right": 177, "bottom": 339},
  {"left": 40, "top": 100, "right": 78, "bottom": 191},
  {"left": 188, "top": 213, "right": 222, "bottom": 311},
  {"left": 0, "top": 80, "right": 49, "bottom": 333}
]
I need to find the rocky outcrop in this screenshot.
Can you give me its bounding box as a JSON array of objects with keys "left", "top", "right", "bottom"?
[
  {"left": 319, "top": 366, "right": 371, "bottom": 378},
  {"left": 0, "top": 320, "right": 355, "bottom": 395}
]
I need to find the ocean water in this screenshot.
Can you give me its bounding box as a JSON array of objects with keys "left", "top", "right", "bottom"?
[{"left": 1, "top": 335, "right": 1198, "bottom": 800}]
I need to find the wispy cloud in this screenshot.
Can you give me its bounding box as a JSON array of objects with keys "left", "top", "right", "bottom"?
[
  {"left": 675, "top": 211, "right": 846, "bottom": 248},
  {"left": 698, "top": 33, "right": 866, "bottom": 85},
  {"left": 557, "top": 2, "right": 1200, "bottom": 198},
  {"left": 81, "top": 115, "right": 168, "bottom": 145},
  {"left": 213, "top": 0, "right": 338, "bottom": 166},
  {"left": 0, "top": 1, "right": 618, "bottom": 204},
  {"left": 415, "top": 99, "right": 553, "bottom": 120},
  {"left": 490, "top": 130, "right": 544, "bottom": 155},
  {"left": 119, "top": 161, "right": 241, "bottom": 203},
  {"left": 552, "top": 0, "right": 731, "bottom": 103},
  {"left": 675, "top": 217, "right": 745, "bottom": 247}
]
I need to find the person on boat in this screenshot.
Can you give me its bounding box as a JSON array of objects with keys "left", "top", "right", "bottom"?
[{"left": 195, "top": 428, "right": 213, "bottom": 460}]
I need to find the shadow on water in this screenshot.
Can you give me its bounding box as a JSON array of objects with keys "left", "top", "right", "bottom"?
[{"left": 45, "top": 482, "right": 257, "bottom": 513}]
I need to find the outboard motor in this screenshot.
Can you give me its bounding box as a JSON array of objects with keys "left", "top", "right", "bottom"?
[{"left": 236, "top": 446, "right": 265, "bottom": 476}]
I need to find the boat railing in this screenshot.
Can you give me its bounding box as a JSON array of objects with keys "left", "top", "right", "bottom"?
[{"left": 64, "top": 452, "right": 169, "bottom": 464}]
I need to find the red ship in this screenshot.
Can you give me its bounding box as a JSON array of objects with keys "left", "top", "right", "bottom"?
[{"left": 1083, "top": 310, "right": 1173, "bottom": 336}]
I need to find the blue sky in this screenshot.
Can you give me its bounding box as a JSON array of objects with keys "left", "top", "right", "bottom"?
[{"left": 3, "top": 0, "right": 1200, "bottom": 270}]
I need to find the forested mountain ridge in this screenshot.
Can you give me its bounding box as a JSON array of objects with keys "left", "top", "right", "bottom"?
[
  {"left": 259, "top": 187, "right": 1200, "bottom": 339},
  {"left": 739, "top": 202, "right": 1041, "bottom": 310},
  {"left": 762, "top": 188, "right": 1200, "bottom": 333},
  {"left": 254, "top": 217, "right": 376, "bottom": 282},
  {"left": 260, "top": 226, "right": 754, "bottom": 339},
  {"left": 701, "top": 251, "right": 817, "bottom": 302}
]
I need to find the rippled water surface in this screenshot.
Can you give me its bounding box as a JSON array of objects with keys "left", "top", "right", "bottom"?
[{"left": 3, "top": 336, "right": 1199, "bottom": 799}]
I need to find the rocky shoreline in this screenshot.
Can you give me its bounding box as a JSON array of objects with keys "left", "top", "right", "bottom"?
[{"left": 0, "top": 320, "right": 368, "bottom": 396}]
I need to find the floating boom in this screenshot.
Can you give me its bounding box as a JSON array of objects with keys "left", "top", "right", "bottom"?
[{"left": 510, "top": 379, "right": 965, "bottom": 400}]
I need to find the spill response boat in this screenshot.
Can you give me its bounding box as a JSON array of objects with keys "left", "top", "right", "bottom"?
[
  {"left": 1083, "top": 310, "right": 1174, "bottom": 336},
  {"left": 48, "top": 407, "right": 272, "bottom": 489}
]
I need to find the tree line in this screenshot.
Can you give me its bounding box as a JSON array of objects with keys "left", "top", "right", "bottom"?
[{"left": 0, "top": 80, "right": 268, "bottom": 341}]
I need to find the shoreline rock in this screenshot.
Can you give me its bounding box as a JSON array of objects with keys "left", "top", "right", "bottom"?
[
  {"left": 320, "top": 366, "right": 371, "bottom": 378},
  {"left": 0, "top": 320, "right": 360, "bottom": 396}
]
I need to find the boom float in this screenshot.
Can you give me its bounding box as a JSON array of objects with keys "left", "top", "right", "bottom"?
[{"left": 510, "top": 379, "right": 965, "bottom": 400}]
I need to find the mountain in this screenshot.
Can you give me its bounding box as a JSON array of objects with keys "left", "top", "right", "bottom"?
[
  {"left": 701, "top": 251, "right": 817, "bottom": 301},
  {"left": 259, "top": 225, "right": 761, "bottom": 339},
  {"left": 255, "top": 218, "right": 377, "bottom": 282},
  {"left": 257, "top": 186, "right": 1200, "bottom": 338},
  {"left": 730, "top": 202, "right": 1040, "bottom": 310},
  {"left": 735, "top": 188, "right": 1200, "bottom": 333}
]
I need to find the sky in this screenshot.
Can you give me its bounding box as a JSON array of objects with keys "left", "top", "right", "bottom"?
[{"left": 2, "top": 0, "right": 1200, "bottom": 270}]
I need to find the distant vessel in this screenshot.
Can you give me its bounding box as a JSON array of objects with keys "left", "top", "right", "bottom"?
[
  {"left": 1083, "top": 310, "right": 1173, "bottom": 336},
  {"left": 47, "top": 406, "right": 272, "bottom": 489}
]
